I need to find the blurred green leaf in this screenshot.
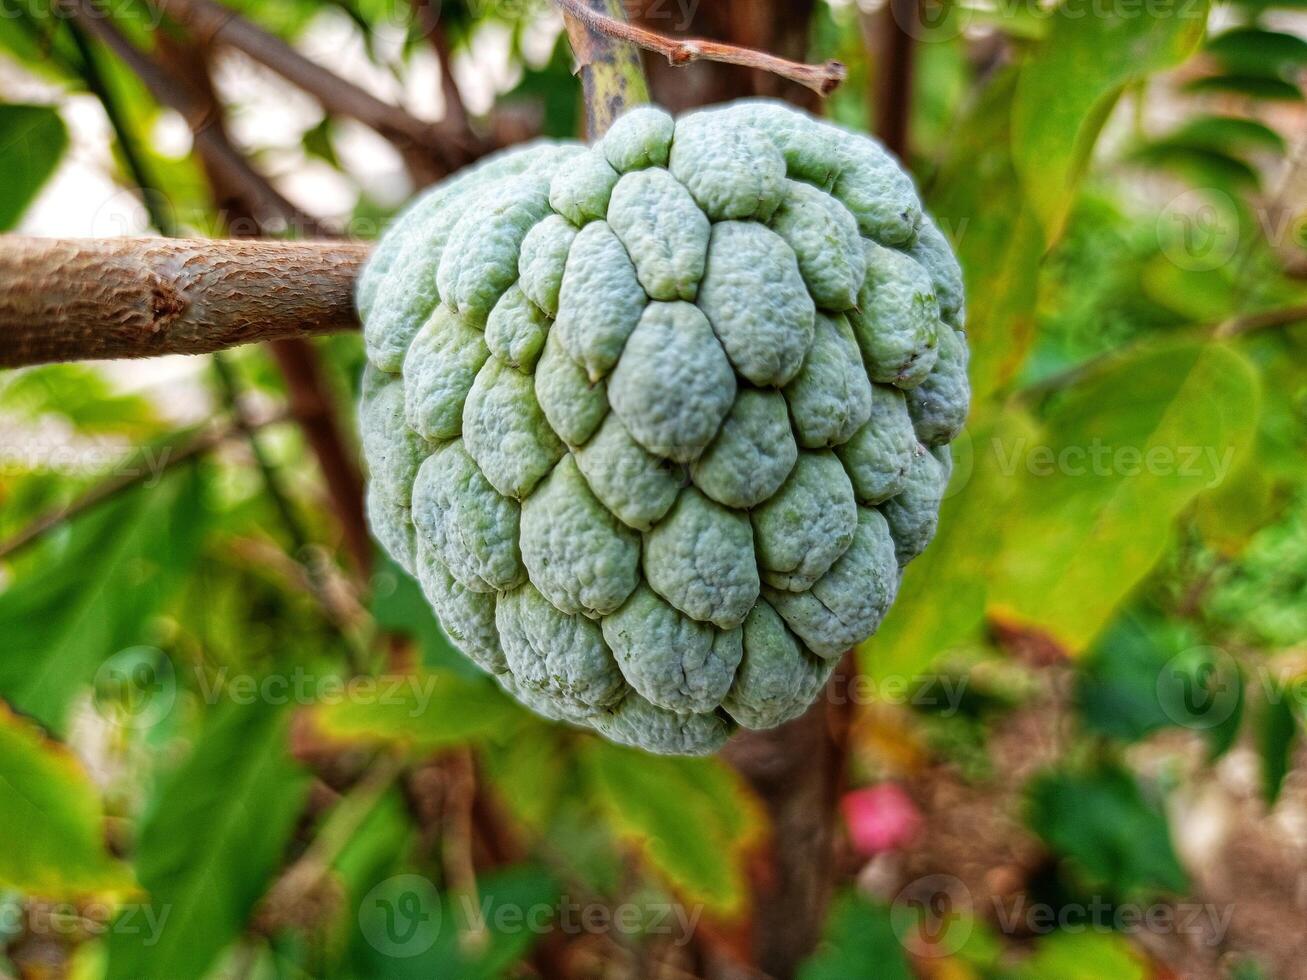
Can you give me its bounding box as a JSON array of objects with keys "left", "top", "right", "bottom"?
[
  {"left": 1026, "top": 761, "right": 1187, "bottom": 898},
  {"left": 500, "top": 36, "right": 580, "bottom": 139},
  {"left": 930, "top": 71, "right": 1044, "bottom": 400},
  {"left": 312, "top": 669, "right": 524, "bottom": 750},
  {"left": 349, "top": 863, "right": 560, "bottom": 980},
  {"left": 580, "top": 741, "right": 761, "bottom": 914},
  {"left": 370, "top": 556, "right": 480, "bottom": 677},
  {"left": 1131, "top": 142, "right": 1261, "bottom": 192},
  {"left": 989, "top": 342, "right": 1260, "bottom": 650},
  {"left": 1155, "top": 115, "right": 1287, "bottom": 155},
  {"left": 1257, "top": 685, "right": 1298, "bottom": 804},
  {"left": 1075, "top": 611, "right": 1187, "bottom": 743},
  {"left": 0, "top": 364, "right": 162, "bottom": 437},
  {"left": 1184, "top": 74, "right": 1303, "bottom": 101},
  {"left": 1011, "top": 0, "right": 1209, "bottom": 245},
  {"left": 480, "top": 724, "right": 570, "bottom": 832},
  {"left": 798, "top": 891, "right": 911, "bottom": 980},
  {"left": 302, "top": 115, "right": 341, "bottom": 168},
  {"left": 1077, "top": 611, "right": 1244, "bottom": 755},
  {"left": 0, "top": 103, "right": 67, "bottom": 230},
  {"left": 0, "top": 467, "right": 205, "bottom": 732},
  {"left": 1206, "top": 27, "right": 1307, "bottom": 73},
  {"left": 104, "top": 700, "right": 309, "bottom": 980},
  {"left": 0, "top": 702, "right": 135, "bottom": 899},
  {"left": 1007, "top": 930, "right": 1146, "bottom": 980},
  {"left": 863, "top": 412, "right": 1038, "bottom": 680}
]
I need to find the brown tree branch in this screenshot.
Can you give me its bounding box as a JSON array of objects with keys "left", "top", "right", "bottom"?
[
  {"left": 409, "top": 0, "right": 470, "bottom": 133},
  {"left": 876, "top": 0, "right": 917, "bottom": 160},
  {"left": 554, "top": 0, "right": 846, "bottom": 97},
  {"left": 146, "top": 0, "right": 479, "bottom": 183},
  {"left": 154, "top": 33, "right": 373, "bottom": 576},
  {"left": 65, "top": 0, "right": 332, "bottom": 236},
  {"left": 0, "top": 237, "right": 366, "bottom": 368}
]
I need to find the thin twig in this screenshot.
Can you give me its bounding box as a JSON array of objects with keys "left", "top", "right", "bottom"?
[
  {"left": 408, "top": 0, "right": 470, "bottom": 132},
  {"left": 261, "top": 749, "right": 405, "bottom": 909},
  {"left": 0, "top": 415, "right": 278, "bottom": 562},
  {"left": 553, "top": 0, "right": 846, "bottom": 97},
  {"left": 1214, "top": 303, "right": 1307, "bottom": 338},
  {"left": 64, "top": 0, "right": 332, "bottom": 236},
  {"left": 149, "top": 0, "right": 481, "bottom": 183}
]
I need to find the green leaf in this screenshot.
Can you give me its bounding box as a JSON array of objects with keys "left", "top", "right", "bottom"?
[
  {"left": 1075, "top": 611, "right": 1187, "bottom": 743},
  {"left": 1026, "top": 761, "right": 1187, "bottom": 898},
  {"left": 479, "top": 723, "right": 570, "bottom": 832},
  {"left": 0, "top": 467, "right": 206, "bottom": 732},
  {"left": 348, "top": 863, "right": 560, "bottom": 979},
  {"left": 930, "top": 70, "right": 1044, "bottom": 400},
  {"left": 312, "top": 669, "right": 525, "bottom": 750},
  {"left": 1011, "top": 0, "right": 1210, "bottom": 245},
  {"left": 1184, "top": 74, "right": 1304, "bottom": 101},
  {"left": 0, "top": 104, "right": 68, "bottom": 230},
  {"left": 0, "top": 365, "right": 162, "bottom": 438},
  {"left": 0, "top": 702, "right": 134, "bottom": 899},
  {"left": 798, "top": 891, "right": 911, "bottom": 980},
  {"left": 1158, "top": 115, "right": 1287, "bottom": 155},
  {"left": 988, "top": 342, "right": 1260, "bottom": 651},
  {"left": 1078, "top": 612, "right": 1245, "bottom": 755},
  {"left": 103, "top": 700, "right": 310, "bottom": 980},
  {"left": 862, "top": 412, "right": 1038, "bottom": 680},
  {"left": 370, "top": 556, "right": 480, "bottom": 678},
  {"left": 580, "top": 740, "right": 761, "bottom": 913},
  {"left": 1131, "top": 142, "right": 1261, "bottom": 192},
  {"left": 1206, "top": 27, "right": 1307, "bottom": 73},
  {"left": 1008, "top": 931, "right": 1146, "bottom": 980},
  {"left": 1257, "top": 686, "right": 1298, "bottom": 804},
  {"left": 301, "top": 115, "right": 341, "bottom": 168}
]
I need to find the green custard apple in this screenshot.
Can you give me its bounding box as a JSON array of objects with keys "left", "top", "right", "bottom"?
[{"left": 356, "top": 99, "right": 969, "bottom": 756}]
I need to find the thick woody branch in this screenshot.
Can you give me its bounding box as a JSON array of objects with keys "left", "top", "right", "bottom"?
[
  {"left": 555, "top": 0, "right": 846, "bottom": 98},
  {"left": 0, "top": 238, "right": 366, "bottom": 368}
]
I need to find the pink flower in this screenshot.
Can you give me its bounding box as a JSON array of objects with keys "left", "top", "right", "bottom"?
[{"left": 841, "top": 783, "right": 922, "bottom": 856}]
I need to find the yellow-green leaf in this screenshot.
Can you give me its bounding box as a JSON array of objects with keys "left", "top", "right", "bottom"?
[
  {"left": 312, "top": 670, "right": 525, "bottom": 750},
  {"left": 1012, "top": 0, "right": 1210, "bottom": 245},
  {"left": 988, "top": 342, "right": 1260, "bottom": 649},
  {"left": 862, "top": 411, "right": 1039, "bottom": 680},
  {"left": 580, "top": 740, "right": 762, "bottom": 914},
  {"left": 0, "top": 702, "right": 134, "bottom": 899}
]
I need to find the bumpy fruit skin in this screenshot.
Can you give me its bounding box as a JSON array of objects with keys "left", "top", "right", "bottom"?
[{"left": 358, "top": 100, "right": 969, "bottom": 756}]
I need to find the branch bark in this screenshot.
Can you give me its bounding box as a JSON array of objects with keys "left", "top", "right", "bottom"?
[
  {"left": 154, "top": 32, "right": 373, "bottom": 575},
  {"left": 876, "top": 0, "right": 917, "bottom": 160},
  {"left": 557, "top": 0, "right": 845, "bottom": 99},
  {"left": 0, "top": 237, "right": 366, "bottom": 368}
]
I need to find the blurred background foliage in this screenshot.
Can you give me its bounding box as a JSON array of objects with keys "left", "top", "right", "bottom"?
[{"left": 0, "top": 0, "right": 1303, "bottom": 976}]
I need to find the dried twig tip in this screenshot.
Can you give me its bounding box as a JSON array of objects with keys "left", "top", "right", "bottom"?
[{"left": 553, "top": 0, "right": 847, "bottom": 97}]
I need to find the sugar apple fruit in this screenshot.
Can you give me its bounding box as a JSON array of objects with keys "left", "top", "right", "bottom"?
[{"left": 357, "top": 99, "right": 969, "bottom": 757}]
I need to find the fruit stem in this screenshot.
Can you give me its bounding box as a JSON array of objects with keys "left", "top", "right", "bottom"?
[{"left": 558, "top": 0, "right": 652, "bottom": 138}]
